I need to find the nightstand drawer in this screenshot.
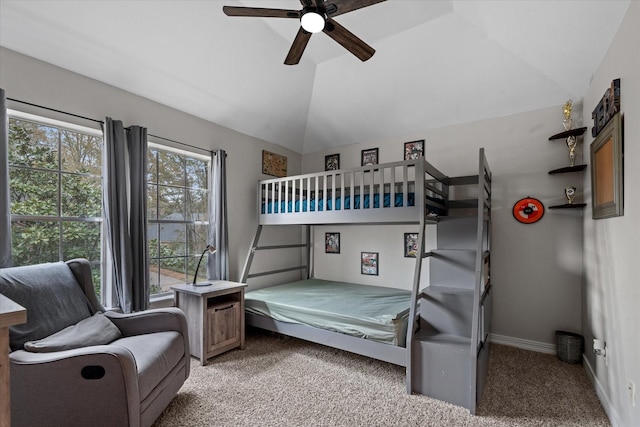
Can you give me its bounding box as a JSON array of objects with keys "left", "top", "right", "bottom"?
[{"left": 207, "top": 301, "right": 240, "bottom": 352}]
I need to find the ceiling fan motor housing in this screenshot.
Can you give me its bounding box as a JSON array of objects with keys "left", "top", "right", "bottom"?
[{"left": 301, "top": 8, "right": 325, "bottom": 33}]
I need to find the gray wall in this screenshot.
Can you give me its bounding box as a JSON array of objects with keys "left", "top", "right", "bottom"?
[
  {"left": 303, "top": 105, "right": 585, "bottom": 350},
  {"left": 581, "top": 2, "right": 640, "bottom": 426},
  {"left": 0, "top": 46, "right": 303, "bottom": 289}
]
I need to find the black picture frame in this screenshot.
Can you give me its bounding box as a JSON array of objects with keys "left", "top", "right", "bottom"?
[
  {"left": 361, "top": 252, "right": 378, "bottom": 276},
  {"left": 404, "top": 233, "right": 418, "bottom": 258},
  {"left": 325, "top": 153, "right": 340, "bottom": 171},
  {"left": 404, "top": 140, "right": 424, "bottom": 160},
  {"left": 591, "top": 113, "right": 623, "bottom": 219},
  {"left": 361, "top": 148, "right": 379, "bottom": 166},
  {"left": 325, "top": 232, "right": 340, "bottom": 254}
]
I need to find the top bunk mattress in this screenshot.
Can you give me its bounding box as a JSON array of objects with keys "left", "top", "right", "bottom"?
[{"left": 245, "top": 278, "right": 411, "bottom": 346}]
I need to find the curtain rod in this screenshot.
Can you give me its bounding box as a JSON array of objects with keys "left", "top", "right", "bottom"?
[
  {"left": 7, "top": 97, "right": 103, "bottom": 124},
  {"left": 147, "top": 133, "right": 212, "bottom": 155},
  {"left": 7, "top": 97, "right": 214, "bottom": 155}
]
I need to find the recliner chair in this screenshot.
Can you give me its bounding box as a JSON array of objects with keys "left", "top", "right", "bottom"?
[{"left": 0, "top": 258, "right": 190, "bottom": 427}]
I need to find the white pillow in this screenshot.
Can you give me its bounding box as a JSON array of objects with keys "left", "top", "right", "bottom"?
[{"left": 23, "top": 312, "right": 121, "bottom": 353}]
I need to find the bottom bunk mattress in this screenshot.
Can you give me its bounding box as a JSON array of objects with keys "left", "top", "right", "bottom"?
[{"left": 244, "top": 279, "right": 411, "bottom": 346}]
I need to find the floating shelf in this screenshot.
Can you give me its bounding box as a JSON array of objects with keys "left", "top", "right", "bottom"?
[
  {"left": 548, "top": 127, "right": 587, "bottom": 141},
  {"left": 548, "top": 165, "right": 588, "bottom": 174},
  {"left": 549, "top": 203, "right": 587, "bottom": 210}
]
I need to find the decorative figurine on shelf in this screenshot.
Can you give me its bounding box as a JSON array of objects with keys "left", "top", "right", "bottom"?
[
  {"left": 565, "top": 186, "right": 576, "bottom": 205},
  {"left": 563, "top": 100, "right": 577, "bottom": 166},
  {"left": 563, "top": 99, "right": 573, "bottom": 131},
  {"left": 567, "top": 136, "right": 577, "bottom": 166}
]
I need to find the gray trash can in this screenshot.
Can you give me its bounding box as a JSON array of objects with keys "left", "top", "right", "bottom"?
[{"left": 555, "top": 330, "right": 584, "bottom": 364}]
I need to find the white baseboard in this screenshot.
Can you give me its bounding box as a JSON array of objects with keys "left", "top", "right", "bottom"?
[
  {"left": 583, "top": 355, "right": 622, "bottom": 427},
  {"left": 489, "top": 333, "right": 556, "bottom": 354}
]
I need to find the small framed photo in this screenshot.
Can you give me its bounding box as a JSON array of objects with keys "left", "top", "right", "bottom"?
[
  {"left": 325, "top": 232, "right": 340, "bottom": 254},
  {"left": 404, "top": 140, "right": 424, "bottom": 160},
  {"left": 361, "top": 148, "right": 379, "bottom": 166},
  {"left": 325, "top": 153, "right": 340, "bottom": 171},
  {"left": 404, "top": 233, "right": 418, "bottom": 258},
  {"left": 361, "top": 252, "right": 378, "bottom": 276}
]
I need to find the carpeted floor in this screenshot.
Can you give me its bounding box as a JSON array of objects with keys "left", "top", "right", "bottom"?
[{"left": 153, "top": 329, "right": 610, "bottom": 427}]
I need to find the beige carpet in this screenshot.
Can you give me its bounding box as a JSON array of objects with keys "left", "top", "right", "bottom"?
[{"left": 153, "top": 330, "right": 609, "bottom": 427}]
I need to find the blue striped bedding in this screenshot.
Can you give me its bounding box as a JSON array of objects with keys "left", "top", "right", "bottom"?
[{"left": 262, "top": 192, "right": 416, "bottom": 213}]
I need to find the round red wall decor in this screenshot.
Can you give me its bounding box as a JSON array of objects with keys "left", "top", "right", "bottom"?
[{"left": 512, "top": 197, "right": 545, "bottom": 224}]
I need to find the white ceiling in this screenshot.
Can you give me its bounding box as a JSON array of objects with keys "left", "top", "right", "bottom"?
[{"left": 0, "top": 0, "right": 631, "bottom": 154}]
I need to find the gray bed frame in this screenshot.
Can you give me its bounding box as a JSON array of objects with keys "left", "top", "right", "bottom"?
[
  {"left": 241, "top": 158, "right": 448, "bottom": 367},
  {"left": 241, "top": 151, "right": 492, "bottom": 414}
]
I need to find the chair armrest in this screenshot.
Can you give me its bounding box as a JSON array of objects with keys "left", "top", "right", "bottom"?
[
  {"left": 105, "top": 308, "right": 190, "bottom": 379},
  {"left": 104, "top": 307, "right": 188, "bottom": 337},
  {"left": 10, "top": 343, "right": 135, "bottom": 365},
  {"left": 10, "top": 346, "right": 140, "bottom": 427}
]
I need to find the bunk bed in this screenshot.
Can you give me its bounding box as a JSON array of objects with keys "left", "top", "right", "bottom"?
[
  {"left": 242, "top": 158, "right": 447, "bottom": 366},
  {"left": 241, "top": 150, "right": 492, "bottom": 414}
]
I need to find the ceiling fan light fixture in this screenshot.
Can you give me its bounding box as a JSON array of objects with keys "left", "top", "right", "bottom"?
[{"left": 300, "top": 11, "right": 325, "bottom": 33}]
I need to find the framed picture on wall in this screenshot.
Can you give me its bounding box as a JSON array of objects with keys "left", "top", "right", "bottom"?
[
  {"left": 404, "top": 233, "right": 418, "bottom": 258},
  {"left": 325, "top": 153, "right": 340, "bottom": 171},
  {"left": 361, "top": 148, "right": 379, "bottom": 166},
  {"left": 262, "top": 150, "right": 287, "bottom": 177},
  {"left": 404, "top": 140, "right": 424, "bottom": 160},
  {"left": 325, "top": 232, "right": 340, "bottom": 254},
  {"left": 361, "top": 252, "right": 378, "bottom": 275},
  {"left": 591, "top": 113, "right": 623, "bottom": 219}
]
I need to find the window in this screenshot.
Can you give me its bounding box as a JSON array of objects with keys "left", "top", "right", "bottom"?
[
  {"left": 6, "top": 111, "right": 211, "bottom": 303},
  {"left": 7, "top": 111, "right": 103, "bottom": 298},
  {"left": 147, "top": 144, "right": 210, "bottom": 297}
]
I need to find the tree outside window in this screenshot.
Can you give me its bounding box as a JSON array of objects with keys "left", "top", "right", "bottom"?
[
  {"left": 8, "top": 116, "right": 103, "bottom": 298},
  {"left": 147, "top": 146, "right": 209, "bottom": 296}
]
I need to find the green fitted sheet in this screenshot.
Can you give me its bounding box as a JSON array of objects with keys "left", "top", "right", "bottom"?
[{"left": 245, "top": 279, "right": 411, "bottom": 346}]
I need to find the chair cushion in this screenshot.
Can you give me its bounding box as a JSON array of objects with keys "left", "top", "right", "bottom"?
[
  {"left": 0, "top": 262, "right": 93, "bottom": 351},
  {"left": 23, "top": 312, "right": 121, "bottom": 353},
  {"left": 111, "top": 331, "right": 185, "bottom": 401}
]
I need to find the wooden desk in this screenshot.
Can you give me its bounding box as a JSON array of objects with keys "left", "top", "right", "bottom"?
[
  {"left": 0, "top": 294, "right": 27, "bottom": 427},
  {"left": 171, "top": 281, "right": 246, "bottom": 365}
]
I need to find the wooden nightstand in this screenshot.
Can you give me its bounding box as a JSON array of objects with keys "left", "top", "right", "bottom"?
[{"left": 171, "top": 281, "right": 247, "bottom": 365}]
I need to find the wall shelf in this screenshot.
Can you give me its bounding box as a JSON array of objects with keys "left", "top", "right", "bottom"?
[
  {"left": 547, "top": 126, "right": 587, "bottom": 211},
  {"left": 548, "top": 127, "right": 587, "bottom": 141},
  {"left": 549, "top": 203, "right": 587, "bottom": 210},
  {"left": 548, "top": 165, "right": 587, "bottom": 174}
]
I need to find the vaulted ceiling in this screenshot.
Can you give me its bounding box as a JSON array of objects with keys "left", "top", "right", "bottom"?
[{"left": 0, "top": 1, "right": 631, "bottom": 154}]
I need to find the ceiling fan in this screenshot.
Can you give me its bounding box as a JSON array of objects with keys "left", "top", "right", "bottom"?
[{"left": 223, "top": 0, "right": 386, "bottom": 65}]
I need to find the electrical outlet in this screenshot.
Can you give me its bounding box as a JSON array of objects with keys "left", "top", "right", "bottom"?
[{"left": 629, "top": 381, "right": 636, "bottom": 407}]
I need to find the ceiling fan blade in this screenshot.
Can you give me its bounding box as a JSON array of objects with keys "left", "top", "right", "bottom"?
[
  {"left": 323, "top": 0, "right": 386, "bottom": 17},
  {"left": 285, "top": 27, "right": 312, "bottom": 65},
  {"left": 323, "top": 18, "right": 375, "bottom": 62},
  {"left": 223, "top": 6, "right": 300, "bottom": 19}
]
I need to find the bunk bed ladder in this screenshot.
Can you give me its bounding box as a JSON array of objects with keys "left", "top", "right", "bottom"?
[
  {"left": 410, "top": 148, "right": 492, "bottom": 415},
  {"left": 240, "top": 225, "right": 312, "bottom": 283}
]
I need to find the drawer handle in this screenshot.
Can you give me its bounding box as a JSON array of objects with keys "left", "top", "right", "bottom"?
[{"left": 214, "top": 304, "right": 235, "bottom": 312}]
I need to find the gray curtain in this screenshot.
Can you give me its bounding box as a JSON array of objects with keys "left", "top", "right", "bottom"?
[
  {"left": 103, "top": 118, "right": 149, "bottom": 312},
  {"left": 0, "top": 89, "right": 12, "bottom": 268},
  {"left": 207, "top": 150, "right": 228, "bottom": 280}
]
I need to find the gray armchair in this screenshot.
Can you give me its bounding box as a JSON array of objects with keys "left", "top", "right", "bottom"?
[{"left": 0, "top": 259, "right": 190, "bottom": 427}]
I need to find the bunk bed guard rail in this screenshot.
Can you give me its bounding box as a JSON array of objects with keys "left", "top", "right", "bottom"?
[{"left": 257, "top": 158, "right": 450, "bottom": 225}]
